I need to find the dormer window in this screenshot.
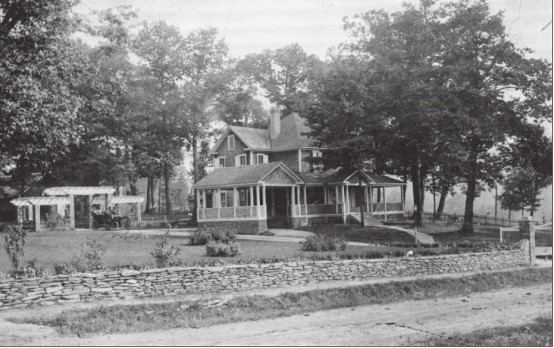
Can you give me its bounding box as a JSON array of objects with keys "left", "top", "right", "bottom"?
[{"left": 227, "top": 135, "right": 235, "bottom": 150}]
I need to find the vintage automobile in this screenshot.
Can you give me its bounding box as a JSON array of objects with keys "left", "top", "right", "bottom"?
[{"left": 91, "top": 211, "right": 131, "bottom": 230}]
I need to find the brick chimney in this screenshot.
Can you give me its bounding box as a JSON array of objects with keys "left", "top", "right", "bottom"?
[{"left": 269, "top": 105, "right": 281, "bottom": 140}]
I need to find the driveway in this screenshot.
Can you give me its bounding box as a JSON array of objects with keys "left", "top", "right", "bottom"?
[{"left": 1, "top": 281, "right": 550, "bottom": 346}]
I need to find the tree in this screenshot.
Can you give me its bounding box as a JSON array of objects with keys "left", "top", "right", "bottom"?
[
  {"left": 0, "top": 0, "right": 93, "bottom": 193},
  {"left": 180, "top": 28, "right": 229, "bottom": 224},
  {"left": 437, "top": 0, "right": 552, "bottom": 232},
  {"left": 133, "top": 20, "right": 190, "bottom": 215},
  {"left": 241, "top": 43, "right": 322, "bottom": 116}
]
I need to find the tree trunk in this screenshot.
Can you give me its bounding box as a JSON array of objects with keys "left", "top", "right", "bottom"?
[
  {"left": 190, "top": 135, "right": 199, "bottom": 225},
  {"left": 163, "top": 163, "right": 172, "bottom": 217},
  {"left": 462, "top": 176, "right": 476, "bottom": 233},
  {"left": 436, "top": 186, "right": 449, "bottom": 218},
  {"left": 145, "top": 175, "right": 152, "bottom": 213},
  {"left": 129, "top": 176, "right": 137, "bottom": 196},
  {"left": 410, "top": 165, "right": 424, "bottom": 227}
]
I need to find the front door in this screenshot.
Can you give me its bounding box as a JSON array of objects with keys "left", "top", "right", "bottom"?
[
  {"left": 267, "top": 187, "right": 289, "bottom": 227},
  {"left": 74, "top": 195, "right": 91, "bottom": 228}
]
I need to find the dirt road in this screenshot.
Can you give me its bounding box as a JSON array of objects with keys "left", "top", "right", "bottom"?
[{"left": 0, "top": 282, "right": 550, "bottom": 346}]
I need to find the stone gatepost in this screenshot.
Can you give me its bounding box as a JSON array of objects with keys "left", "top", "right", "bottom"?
[{"left": 519, "top": 216, "right": 535, "bottom": 264}]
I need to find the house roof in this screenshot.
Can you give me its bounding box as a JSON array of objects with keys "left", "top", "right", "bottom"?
[
  {"left": 230, "top": 126, "right": 270, "bottom": 149},
  {"left": 43, "top": 186, "right": 116, "bottom": 196},
  {"left": 366, "top": 173, "right": 405, "bottom": 185},
  {"left": 210, "top": 114, "right": 318, "bottom": 154},
  {"left": 194, "top": 162, "right": 302, "bottom": 189},
  {"left": 271, "top": 113, "right": 317, "bottom": 150}
]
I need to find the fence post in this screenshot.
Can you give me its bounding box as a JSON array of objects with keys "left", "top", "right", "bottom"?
[
  {"left": 499, "top": 227, "right": 503, "bottom": 243},
  {"left": 519, "top": 216, "right": 535, "bottom": 265}
]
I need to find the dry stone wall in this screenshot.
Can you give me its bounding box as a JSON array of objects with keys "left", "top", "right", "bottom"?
[{"left": 0, "top": 250, "right": 528, "bottom": 309}]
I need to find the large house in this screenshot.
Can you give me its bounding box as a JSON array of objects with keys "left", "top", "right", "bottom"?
[{"left": 194, "top": 107, "right": 407, "bottom": 234}]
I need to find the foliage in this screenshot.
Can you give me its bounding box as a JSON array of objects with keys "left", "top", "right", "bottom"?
[
  {"left": 299, "top": 234, "right": 347, "bottom": 252},
  {"left": 150, "top": 230, "right": 181, "bottom": 267},
  {"left": 4, "top": 225, "right": 26, "bottom": 271},
  {"left": 205, "top": 241, "right": 240, "bottom": 257},
  {"left": 189, "top": 229, "right": 237, "bottom": 245},
  {"left": 70, "top": 239, "right": 107, "bottom": 272},
  {"left": 499, "top": 167, "right": 551, "bottom": 215}
]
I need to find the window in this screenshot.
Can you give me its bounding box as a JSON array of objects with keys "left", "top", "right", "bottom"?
[
  {"left": 220, "top": 192, "right": 228, "bottom": 208},
  {"left": 311, "top": 150, "right": 323, "bottom": 172},
  {"left": 257, "top": 154, "right": 264, "bottom": 164},
  {"left": 235, "top": 154, "right": 247, "bottom": 167},
  {"left": 227, "top": 135, "right": 235, "bottom": 150},
  {"left": 219, "top": 157, "right": 225, "bottom": 168}
]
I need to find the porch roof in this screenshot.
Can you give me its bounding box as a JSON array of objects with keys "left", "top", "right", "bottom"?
[
  {"left": 194, "top": 162, "right": 303, "bottom": 189},
  {"left": 298, "top": 168, "right": 405, "bottom": 185},
  {"left": 11, "top": 196, "right": 70, "bottom": 207},
  {"left": 43, "top": 186, "right": 115, "bottom": 196}
]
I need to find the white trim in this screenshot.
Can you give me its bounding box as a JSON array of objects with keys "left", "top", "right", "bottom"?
[{"left": 259, "top": 162, "right": 303, "bottom": 183}]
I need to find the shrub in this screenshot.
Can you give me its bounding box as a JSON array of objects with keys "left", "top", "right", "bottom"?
[
  {"left": 4, "top": 224, "right": 26, "bottom": 271},
  {"left": 151, "top": 230, "right": 181, "bottom": 267},
  {"left": 205, "top": 241, "right": 240, "bottom": 257},
  {"left": 189, "top": 229, "right": 237, "bottom": 245},
  {"left": 299, "top": 234, "right": 347, "bottom": 252},
  {"left": 70, "top": 239, "right": 107, "bottom": 272}
]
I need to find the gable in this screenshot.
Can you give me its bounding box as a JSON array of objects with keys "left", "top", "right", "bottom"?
[{"left": 261, "top": 167, "right": 298, "bottom": 184}]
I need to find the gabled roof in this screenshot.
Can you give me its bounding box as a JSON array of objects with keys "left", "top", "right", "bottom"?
[
  {"left": 210, "top": 114, "right": 318, "bottom": 154},
  {"left": 194, "top": 162, "right": 303, "bottom": 189},
  {"left": 210, "top": 126, "right": 269, "bottom": 154},
  {"left": 271, "top": 113, "right": 317, "bottom": 150},
  {"left": 298, "top": 168, "right": 406, "bottom": 185}
]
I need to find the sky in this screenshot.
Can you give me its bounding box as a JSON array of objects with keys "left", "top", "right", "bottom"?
[{"left": 78, "top": 0, "right": 553, "bottom": 61}]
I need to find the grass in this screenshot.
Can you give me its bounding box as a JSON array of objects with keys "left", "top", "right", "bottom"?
[
  {"left": 416, "top": 315, "right": 553, "bottom": 346},
  {"left": 302, "top": 224, "right": 417, "bottom": 244},
  {"left": 0, "top": 229, "right": 380, "bottom": 273},
  {"left": 14, "top": 268, "right": 552, "bottom": 337}
]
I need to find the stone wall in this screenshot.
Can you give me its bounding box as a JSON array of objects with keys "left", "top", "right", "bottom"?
[
  {"left": 198, "top": 219, "right": 267, "bottom": 235},
  {"left": 0, "top": 249, "right": 528, "bottom": 309}
]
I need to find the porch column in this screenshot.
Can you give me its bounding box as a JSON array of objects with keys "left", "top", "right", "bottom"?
[
  {"left": 69, "top": 194, "right": 75, "bottom": 229},
  {"left": 340, "top": 185, "right": 346, "bottom": 223},
  {"left": 34, "top": 204, "right": 41, "bottom": 232},
  {"left": 383, "top": 186, "right": 387, "bottom": 222},
  {"left": 256, "top": 185, "right": 260, "bottom": 206},
  {"left": 297, "top": 186, "right": 301, "bottom": 206},
  {"left": 196, "top": 189, "right": 201, "bottom": 209},
  {"left": 335, "top": 186, "right": 339, "bottom": 204},
  {"left": 369, "top": 186, "right": 373, "bottom": 213},
  {"left": 345, "top": 185, "right": 350, "bottom": 211},
  {"left": 323, "top": 185, "right": 328, "bottom": 204},
  {"left": 262, "top": 186, "right": 267, "bottom": 206},
  {"left": 233, "top": 187, "right": 238, "bottom": 218},
  {"left": 291, "top": 186, "right": 296, "bottom": 206},
  {"left": 303, "top": 186, "right": 307, "bottom": 205},
  {"left": 202, "top": 190, "right": 206, "bottom": 208},
  {"left": 249, "top": 186, "right": 254, "bottom": 206},
  {"left": 364, "top": 186, "right": 369, "bottom": 213}
]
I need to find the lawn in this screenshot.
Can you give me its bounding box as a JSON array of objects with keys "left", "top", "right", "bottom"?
[
  {"left": 302, "top": 224, "right": 417, "bottom": 245},
  {"left": 0, "top": 229, "right": 376, "bottom": 273}
]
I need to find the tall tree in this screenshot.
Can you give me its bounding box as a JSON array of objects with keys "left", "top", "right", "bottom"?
[
  {"left": 133, "top": 21, "right": 189, "bottom": 214},
  {"left": 438, "top": 0, "right": 552, "bottom": 232},
  {"left": 241, "top": 43, "right": 322, "bottom": 116},
  {"left": 0, "top": 0, "right": 92, "bottom": 193},
  {"left": 180, "top": 28, "right": 229, "bottom": 224}
]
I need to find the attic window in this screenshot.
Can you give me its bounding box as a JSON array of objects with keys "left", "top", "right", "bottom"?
[{"left": 227, "top": 135, "right": 235, "bottom": 150}]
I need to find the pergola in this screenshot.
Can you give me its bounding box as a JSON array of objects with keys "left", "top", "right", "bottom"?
[{"left": 10, "top": 186, "right": 144, "bottom": 231}]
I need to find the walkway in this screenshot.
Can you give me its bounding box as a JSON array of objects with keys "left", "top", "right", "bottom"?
[
  {"left": 120, "top": 228, "right": 372, "bottom": 246},
  {"left": 362, "top": 222, "right": 436, "bottom": 245}
]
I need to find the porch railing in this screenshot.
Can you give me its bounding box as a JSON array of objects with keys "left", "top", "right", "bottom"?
[
  {"left": 290, "top": 204, "right": 344, "bottom": 216},
  {"left": 198, "top": 205, "right": 266, "bottom": 221}
]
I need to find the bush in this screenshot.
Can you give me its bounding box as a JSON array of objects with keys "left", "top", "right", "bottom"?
[
  {"left": 151, "top": 230, "right": 181, "bottom": 267},
  {"left": 205, "top": 241, "right": 240, "bottom": 257},
  {"left": 299, "top": 234, "right": 347, "bottom": 252},
  {"left": 70, "top": 239, "right": 107, "bottom": 272},
  {"left": 4, "top": 224, "right": 26, "bottom": 271},
  {"left": 189, "top": 229, "right": 237, "bottom": 245}
]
